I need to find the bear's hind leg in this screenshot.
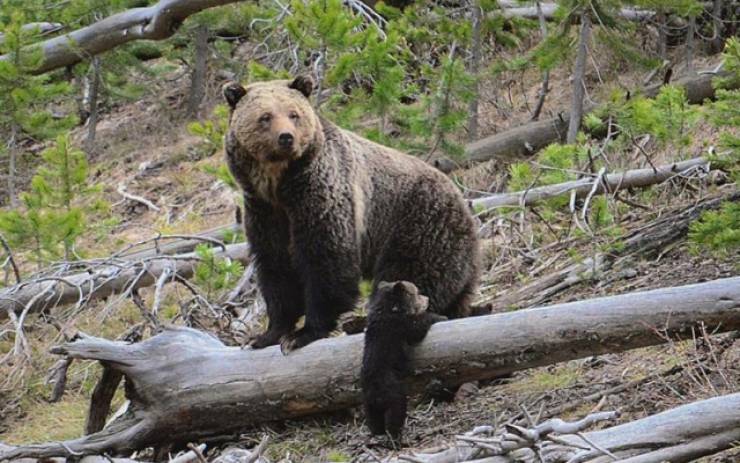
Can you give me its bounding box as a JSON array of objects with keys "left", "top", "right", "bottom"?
[
  {"left": 365, "top": 402, "right": 387, "bottom": 436},
  {"left": 383, "top": 389, "right": 407, "bottom": 440}
]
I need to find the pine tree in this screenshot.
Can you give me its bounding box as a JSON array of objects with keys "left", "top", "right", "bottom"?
[
  {"left": 0, "top": 134, "right": 103, "bottom": 266},
  {"left": 0, "top": 7, "right": 76, "bottom": 206},
  {"left": 689, "top": 38, "right": 740, "bottom": 256}
]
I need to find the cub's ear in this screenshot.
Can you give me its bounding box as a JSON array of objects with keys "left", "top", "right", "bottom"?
[
  {"left": 223, "top": 82, "right": 247, "bottom": 109},
  {"left": 393, "top": 281, "right": 416, "bottom": 295},
  {"left": 289, "top": 75, "right": 314, "bottom": 98}
]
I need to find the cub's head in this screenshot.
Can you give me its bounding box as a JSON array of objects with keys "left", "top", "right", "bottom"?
[
  {"left": 368, "top": 281, "right": 429, "bottom": 317},
  {"left": 223, "top": 75, "right": 321, "bottom": 163}
]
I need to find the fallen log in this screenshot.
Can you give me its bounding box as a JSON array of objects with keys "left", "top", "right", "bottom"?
[
  {"left": 117, "top": 223, "right": 241, "bottom": 261},
  {"left": 500, "top": 3, "right": 655, "bottom": 21},
  {"left": 397, "top": 393, "right": 740, "bottom": 463},
  {"left": 470, "top": 157, "right": 708, "bottom": 211},
  {"left": 464, "top": 71, "right": 733, "bottom": 164},
  {"left": 0, "top": 0, "right": 245, "bottom": 75},
  {"left": 0, "top": 242, "right": 249, "bottom": 320},
  {"left": 1, "top": 277, "right": 738, "bottom": 459}
]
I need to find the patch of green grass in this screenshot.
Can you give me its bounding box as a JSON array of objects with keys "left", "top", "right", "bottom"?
[
  {"left": 1, "top": 394, "right": 88, "bottom": 444},
  {"left": 508, "top": 366, "right": 581, "bottom": 394}
]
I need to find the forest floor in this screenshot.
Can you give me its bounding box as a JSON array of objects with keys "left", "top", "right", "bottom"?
[{"left": 0, "top": 36, "right": 738, "bottom": 463}]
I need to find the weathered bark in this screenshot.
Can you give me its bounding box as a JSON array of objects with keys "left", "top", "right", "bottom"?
[
  {"left": 0, "top": 277, "right": 738, "bottom": 459},
  {"left": 0, "top": 242, "right": 249, "bottom": 320},
  {"left": 465, "top": 70, "right": 734, "bottom": 164},
  {"left": 6, "top": 126, "right": 19, "bottom": 208},
  {"left": 470, "top": 157, "right": 708, "bottom": 211},
  {"left": 85, "top": 56, "right": 101, "bottom": 153},
  {"left": 0, "top": 0, "right": 244, "bottom": 75},
  {"left": 566, "top": 11, "right": 590, "bottom": 144},
  {"left": 710, "top": 0, "right": 724, "bottom": 54},
  {"left": 467, "top": 1, "right": 482, "bottom": 142},
  {"left": 401, "top": 393, "right": 740, "bottom": 463},
  {"left": 544, "top": 396, "right": 740, "bottom": 463},
  {"left": 530, "top": 1, "right": 550, "bottom": 121},
  {"left": 187, "top": 24, "right": 209, "bottom": 118},
  {"left": 499, "top": 3, "right": 655, "bottom": 22},
  {"left": 657, "top": 11, "right": 667, "bottom": 59},
  {"left": 686, "top": 16, "right": 696, "bottom": 74}
]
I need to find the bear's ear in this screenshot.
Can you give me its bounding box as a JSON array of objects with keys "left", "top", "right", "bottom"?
[
  {"left": 289, "top": 75, "right": 314, "bottom": 98},
  {"left": 223, "top": 82, "right": 247, "bottom": 109}
]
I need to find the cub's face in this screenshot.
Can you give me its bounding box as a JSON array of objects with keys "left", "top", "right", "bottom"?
[
  {"left": 223, "top": 76, "right": 320, "bottom": 163},
  {"left": 369, "top": 281, "right": 429, "bottom": 316}
]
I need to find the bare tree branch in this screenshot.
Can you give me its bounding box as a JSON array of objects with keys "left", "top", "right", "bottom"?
[{"left": 0, "top": 0, "right": 244, "bottom": 75}]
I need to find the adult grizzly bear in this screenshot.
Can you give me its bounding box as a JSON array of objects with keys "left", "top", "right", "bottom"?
[
  {"left": 362, "top": 280, "right": 445, "bottom": 439},
  {"left": 223, "top": 75, "right": 479, "bottom": 352}
]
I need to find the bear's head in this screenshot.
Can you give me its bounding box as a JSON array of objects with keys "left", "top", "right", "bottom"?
[
  {"left": 369, "top": 281, "right": 429, "bottom": 316},
  {"left": 223, "top": 75, "right": 321, "bottom": 164}
]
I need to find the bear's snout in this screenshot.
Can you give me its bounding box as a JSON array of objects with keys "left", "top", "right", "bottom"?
[{"left": 278, "top": 132, "right": 294, "bottom": 148}]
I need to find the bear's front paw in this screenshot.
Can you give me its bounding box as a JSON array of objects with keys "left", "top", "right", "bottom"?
[
  {"left": 279, "top": 328, "right": 325, "bottom": 354},
  {"left": 249, "top": 330, "right": 284, "bottom": 349}
]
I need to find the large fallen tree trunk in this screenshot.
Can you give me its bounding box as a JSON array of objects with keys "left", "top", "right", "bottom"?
[
  {"left": 0, "top": 0, "right": 245, "bottom": 75},
  {"left": 0, "top": 242, "right": 249, "bottom": 320},
  {"left": 399, "top": 393, "right": 740, "bottom": 463},
  {"left": 470, "top": 157, "right": 708, "bottom": 211},
  {"left": 1, "top": 277, "right": 738, "bottom": 459},
  {"left": 464, "top": 71, "right": 732, "bottom": 164}
]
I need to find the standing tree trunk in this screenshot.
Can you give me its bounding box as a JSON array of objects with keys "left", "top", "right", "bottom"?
[
  {"left": 686, "top": 15, "right": 696, "bottom": 74},
  {"left": 6, "top": 125, "right": 18, "bottom": 208},
  {"left": 187, "top": 24, "right": 208, "bottom": 118},
  {"left": 467, "top": 0, "right": 482, "bottom": 142},
  {"left": 85, "top": 56, "right": 101, "bottom": 153},
  {"left": 657, "top": 10, "right": 667, "bottom": 60},
  {"left": 531, "top": 1, "right": 550, "bottom": 121},
  {"left": 566, "top": 10, "right": 589, "bottom": 144},
  {"left": 711, "top": 0, "right": 724, "bottom": 54}
]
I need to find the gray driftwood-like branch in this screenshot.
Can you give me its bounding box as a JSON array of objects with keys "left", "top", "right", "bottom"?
[
  {"left": 0, "top": 0, "right": 244, "bottom": 75},
  {"left": 1, "top": 277, "right": 739, "bottom": 459},
  {"left": 397, "top": 393, "right": 740, "bottom": 463},
  {"left": 470, "top": 157, "right": 709, "bottom": 211},
  {"left": 0, "top": 242, "right": 249, "bottom": 320},
  {"left": 499, "top": 3, "right": 655, "bottom": 21},
  {"left": 464, "top": 70, "right": 734, "bottom": 164}
]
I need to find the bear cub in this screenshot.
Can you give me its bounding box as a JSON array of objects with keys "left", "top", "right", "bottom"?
[{"left": 362, "top": 281, "right": 445, "bottom": 440}]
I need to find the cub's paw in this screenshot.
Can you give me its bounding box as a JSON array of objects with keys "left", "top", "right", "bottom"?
[
  {"left": 429, "top": 313, "right": 448, "bottom": 324},
  {"left": 279, "top": 328, "right": 325, "bottom": 355}
]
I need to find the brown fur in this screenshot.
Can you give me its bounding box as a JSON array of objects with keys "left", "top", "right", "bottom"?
[{"left": 223, "top": 76, "right": 479, "bottom": 352}]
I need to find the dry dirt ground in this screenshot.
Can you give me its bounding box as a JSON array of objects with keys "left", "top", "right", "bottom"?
[{"left": 0, "top": 39, "right": 738, "bottom": 462}]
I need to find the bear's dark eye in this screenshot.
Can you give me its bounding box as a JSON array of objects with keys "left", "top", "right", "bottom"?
[
  {"left": 258, "top": 113, "right": 272, "bottom": 124},
  {"left": 289, "top": 111, "right": 300, "bottom": 121}
]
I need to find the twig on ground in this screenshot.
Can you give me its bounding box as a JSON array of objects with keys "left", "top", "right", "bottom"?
[{"left": 117, "top": 183, "right": 160, "bottom": 211}]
